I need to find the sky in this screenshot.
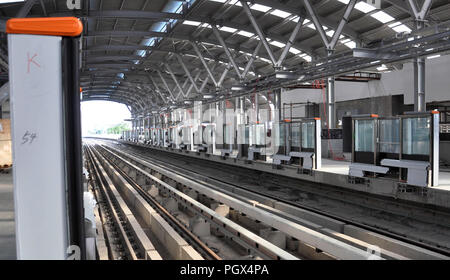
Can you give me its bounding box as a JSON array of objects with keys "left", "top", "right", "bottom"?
[{"left": 81, "top": 101, "right": 131, "bottom": 136}]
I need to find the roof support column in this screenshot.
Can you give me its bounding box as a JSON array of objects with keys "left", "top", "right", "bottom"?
[
  {"left": 211, "top": 25, "right": 242, "bottom": 80},
  {"left": 327, "top": 49, "right": 336, "bottom": 129},
  {"left": 176, "top": 55, "right": 200, "bottom": 92},
  {"left": 186, "top": 71, "right": 202, "bottom": 97},
  {"left": 273, "top": 88, "right": 282, "bottom": 123},
  {"left": 165, "top": 64, "right": 186, "bottom": 98},
  {"left": 407, "top": 0, "right": 432, "bottom": 112},
  {"left": 191, "top": 42, "right": 218, "bottom": 87},
  {"left": 148, "top": 74, "right": 168, "bottom": 104},
  {"left": 157, "top": 70, "right": 176, "bottom": 101},
  {"left": 242, "top": 42, "right": 262, "bottom": 78},
  {"left": 327, "top": 77, "right": 336, "bottom": 129},
  {"left": 413, "top": 21, "right": 426, "bottom": 112},
  {"left": 218, "top": 63, "right": 232, "bottom": 87},
  {"left": 240, "top": 1, "right": 277, "bottom": 66},
  {"left": 276, "top": 18, "right": 304, "bottom": 68}
]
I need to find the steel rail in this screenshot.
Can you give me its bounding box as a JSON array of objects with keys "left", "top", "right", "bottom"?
[
  {"left": 93, "top": 142, "right": 300, "bottom": 260},
  {"left": 92, "top": 144, "right": 222, "bottom": 260},
  {"left": 112, "top": 140, "right": 450, "bottom": 258},
  {"left": 97, "top": 143, "right": 376, "bottom": 260},
  {"left": 85, "top": 145, "right": 139, "bottom": 260}
]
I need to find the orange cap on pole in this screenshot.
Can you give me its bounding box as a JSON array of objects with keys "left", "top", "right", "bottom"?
[{"left": 6, "top": 17, "right": 83, "bottom": 37}]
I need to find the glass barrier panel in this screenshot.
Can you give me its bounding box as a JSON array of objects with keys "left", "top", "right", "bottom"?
[
  {"left": 223, "top": 125, "right": 233, "bottom": 145},
  {"left": 301, "top": 121, "right": 315, "bottom": 149},
  {"left": 379, "top": 119, "right": 401, "bottom": 154},
  {"left": 255, "top": 124, "right": 266, "bottom": 146},
  {"left": 272, "top": 123, "right": 286, "bottom": 147},
  {"left": 402, "top": 117, "right": 430, "bottom": 155},
  {"left": 237, "top": 124, "right": 247, "bottom": 145},
  {"left": 249, "top": 124, "right": 255, "bottom": 146},
  {"left": 182, "top": 127, "right": 191, "bottom": 143},
  {"left": 291, "top": 123, "right": 301, "bottom": 149},
  {"left": 244, "top": 126, "right": 249, "bottom": 145},
  {"left": 355, "top": 119, "right": 374, "bottom": 152}
]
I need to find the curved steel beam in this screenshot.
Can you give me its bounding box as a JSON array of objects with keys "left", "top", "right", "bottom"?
[{"left": 82, "top": 94, "right": 142, "bottom": 112}]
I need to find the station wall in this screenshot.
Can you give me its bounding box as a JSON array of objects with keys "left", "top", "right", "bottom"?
[{"left": 281, "top": 53, "right": 450, "bottom": 120}]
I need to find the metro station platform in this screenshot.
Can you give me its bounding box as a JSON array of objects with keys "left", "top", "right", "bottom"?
[
  {"left": 121, "top": 140, "right": 450, "bottom": 210},
  {"left": 321, "top": 158, "right": 450, "bottom": 191}
]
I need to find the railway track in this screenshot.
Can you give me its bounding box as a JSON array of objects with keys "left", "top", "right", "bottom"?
[
  {"left": 86, "top": 139, "right": 450, "bottom": 260},
  {"left": 84, "top": 142, "right": 299, "bottom": 260},
  {"left": 109, "top": 140, "right": 450, "bottom": 255}
]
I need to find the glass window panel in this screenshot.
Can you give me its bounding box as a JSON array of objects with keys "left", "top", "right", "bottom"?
[
  {"left": 182, "top": 127, "right": 190, "bottom": 142},
  {"left": 301, "top": 121, "right": 315, "bottom": 149},
  {"left": 355, "top": 119, "right": 374, "bottom": 152},
  {"left": 379, "top": 119, "right": 400, "bottom": 153},
  {"left": 255, "top": 124, "right": 266, "bottom": 145},
  {"left": 402, "top": 117, "right": 430, "bottom": 155},
  {"left": 223, "top": 125, "right": 229, "bottom": 144},
  {"left": 273, "top": 123, "right": 285, "bottom": 147},
  {"left": 291, "top": 123, "right": 301, "bottom": 148},
  {"left": 244, "top": 126, "right": 249, "bottom": 144}
]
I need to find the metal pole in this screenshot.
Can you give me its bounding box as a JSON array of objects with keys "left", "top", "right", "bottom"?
[
  {"left": 327, "top": 50, "right": 336, "bottom": 128},
  {"left": 274, "top": 89, "right": 282, "bottom": 122},
  {"left": 254, "top": 93, "right": 259, "bottom": 124},
  {"left": 414, "top": 21, "right": 426, "bottom": 112},
  {"left": 240, "top": 96, "right": 245, "bottom": 125}
]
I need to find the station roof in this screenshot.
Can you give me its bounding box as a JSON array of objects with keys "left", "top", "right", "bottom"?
[{"left": 0, "top": 0, "right": 449, "bottom": 114}]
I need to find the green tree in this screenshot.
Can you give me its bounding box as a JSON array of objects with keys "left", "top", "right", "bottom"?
[{"left": 106, "top": 122, "right": 130, "bottom": 135}]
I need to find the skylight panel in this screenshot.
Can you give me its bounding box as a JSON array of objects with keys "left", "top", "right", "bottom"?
[
  {"left": 427, "top": 54, "right": 440, "bottom": 59},
  {"left": 269, "top": 41, "right": 286, "bottom": 48},
  {"left": 183, "top": 20, "right": 201, "bottom": 26},
  {"left": 306, "top": 24, "right": 316, "bottom": 30},
  {"left": 337, "top": 0, "right": 350, "bottom": 4},
  {"left": 259, "top": 57, "right": 272, "bottom": 63},
  {"left": 326, "top": 30, "right": 334, "bottom": 37},
  {"left": 344, "top": 41, "right": 356, "bottom": 49},
  {"left": 251, "top": 3, "right": 271, "bottom": 12},
  {"left": 355, "top": 1, "right": 376, "bottom": 13},
  {"left": 388, "top": 22, "right": 401, "bottom": 28},
  {"left": 238, "top": 30, "right": 254, "bottom": 37},
  {"left": 302, "top": 55, "right": 312, "bottom": 62},
  {"left": 392, "top": 24, "right": 411, "bottom": 33},
  {"left": 220, "top": 26, "right": 237, "bottom": 33},
  {"left": 209, "top": 0, "right": 227, "bottom": 2},
  {"left": 270, "top": 9, "right": 291, "bottom": 18},
  {"left": 371, "top": 11, "right": 395, "bottom": 23},
  {"left": 377, "top": 64, "right": 388, "bottom": 71},
  {"left": 289, "top": 48, "right": 301, "bottom": 54}
]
